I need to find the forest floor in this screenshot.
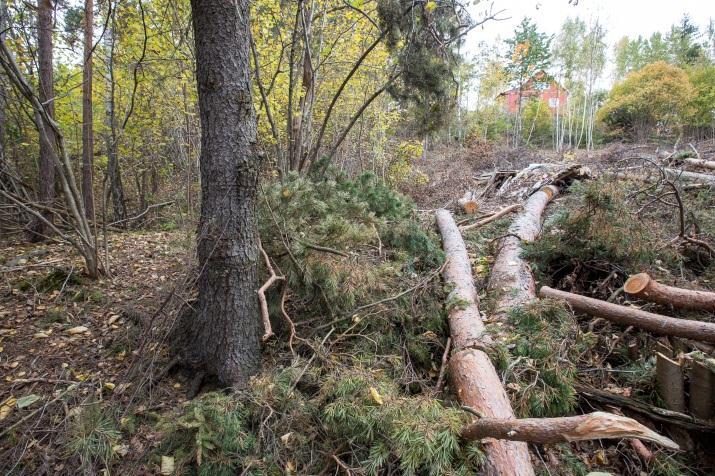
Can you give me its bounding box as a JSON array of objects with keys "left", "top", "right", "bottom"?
[{"left": 2, "top": 141, "right": 715, "bottom": 474}]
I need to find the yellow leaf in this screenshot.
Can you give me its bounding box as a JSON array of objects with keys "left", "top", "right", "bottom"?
[
  {"left": 104, "top": 382, "right": 116, "bottom": 390},
  {"left": 369, "top": 387, "right": 383, "bottom": 405},
  {"left": 425, "top": 1, "right": 437, "bottom": 13},
  {"left": 0, "top": 396, "right": 17, "bottom": 421}
]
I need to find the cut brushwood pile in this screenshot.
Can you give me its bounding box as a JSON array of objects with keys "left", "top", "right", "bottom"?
[{"left": 437, "top": 193, "right": 677, "bottom": 475}]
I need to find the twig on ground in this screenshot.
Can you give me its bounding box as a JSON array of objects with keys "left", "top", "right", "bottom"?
[
  {"left": 435, "top": 337, "right": 451, "bottom": 393},
  {"left": 258, "top": 239, "right": 286, "bottom": 341}
]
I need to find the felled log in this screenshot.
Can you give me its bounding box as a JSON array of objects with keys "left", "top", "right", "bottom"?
[
  {"left": 684, "top": 157, "right": 715, "bottom": 171},
  {"left": 624, "top": 273, "right": 715, "bottom": 311},
  {"left": 539, "top": 286, "right": 715, "bottom": 343},
  {"left": 664, "top": 168, "right": 715, "bottom": 185},
  {"left": 458, "top": 191, "right": 479, "bottom": 214},
  {"left": 462, "top": 412, "right": 678, "bottom": 450},
  {"left": 436, "top": 209, "right": 535, "bottom": 476},
  {"left": 656, "top": 352, "right": 685, "bottom": 412},
  {"left": 488, "top": 186, "right": 559, "bottom": 321}
]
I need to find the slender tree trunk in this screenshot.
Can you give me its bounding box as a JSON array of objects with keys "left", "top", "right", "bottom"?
[
  {"left": 103, "top": 7, "right": 125, "bottom": 222},
  {"left": 81, "top": 0, "right": 94, "bottom": 219},
  {"left": 184, "top": 0, "right": 262, "bottom": 387},
  {"left": 29, "top": 0, "right": 56, "bottom": 241}
]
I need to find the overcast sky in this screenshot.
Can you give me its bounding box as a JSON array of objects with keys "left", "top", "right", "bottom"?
[{"left": 465, "top": 0, "right": 714, "bottom": 86}]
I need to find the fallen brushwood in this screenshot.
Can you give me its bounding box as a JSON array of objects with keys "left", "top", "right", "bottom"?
[
  {"left": 624, "top": 273, "right": 715, "bottom": 312},
  {"left": 436, "top": 208, "right": 535, "bottom": 476},
  {"left": 575, "top": 383, "right": 715, "bottom": 432},
  {"left": 460, "top": 204, "right": 521, "bottom": 231},
  {"left": 539, "top": 286, "right": 715, "bottom": 343},
  {"left": 488, "top": 186, "right": 559, "bottom": 320},
  {"left": 683, "top": 157, "right": 715, "bottom": 171},
  {"left": 462, "top": 412, "right": 678, "bottom": 449}
]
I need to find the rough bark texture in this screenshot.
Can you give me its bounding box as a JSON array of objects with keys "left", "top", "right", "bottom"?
[
  {"left": 462, "top": 412, "right": 678, "bottom": 449},
  {"left": 81, "top": 0, "right": 94, "bottom": 219},
  {"left": 625, "top": 273, "right": 715, "bottom": 311},
  {"left": 436, "top": 209, "right": 535, "bottom": 476},
  {"left": 488, "top": 186, "right": 558, "bottom": 321},
  {"left": 29, "top": 0, "right": 56, "bottom": 241},
  {"left": 656, "top": 352, "right": 685, "bottom": 412},
  {"left": 103, "top": 10, "right": 125, "bottom": 223},
  {"left": 539, "top": 286, "right": 715, "bottom": 343},
  {"left": 184, "top": 0, "right": 262, "bottom": 387}
]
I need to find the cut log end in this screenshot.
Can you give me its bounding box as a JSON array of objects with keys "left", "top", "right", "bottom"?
[{"left": 624, "top": 273, "right": 651, "bottom": 295}]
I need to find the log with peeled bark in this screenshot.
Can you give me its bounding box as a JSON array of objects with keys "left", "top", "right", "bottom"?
[
  {"left": 624, "top": 273, "right": 715, "bottom": 311},
  {"left": 462, "top": 412, "right": 678, "bottom": 450},
  {"left": 436, "top": 208, "right": 535, "bottom": 476},
  {"left": 488, "top": 186, "right": 559, "bottom": 321},
  {"left": 458, "top": 191, "right": 479, "bottom": 214},
  {"left": 539, "top": 286, "right": 715, "bottom": 343},
  {"left": 684, "top": 157, "right": 715, "bottom": 171},
  {"left": 664, "top": 168, "right": 715, "bottom": 185}
]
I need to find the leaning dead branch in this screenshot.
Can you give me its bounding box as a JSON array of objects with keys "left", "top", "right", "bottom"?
[
  {"left": 460, "top": 204, "right": 521, "bottom": 231},
  {"left": 462, "top": 412, "right": 678, "bottom": 450},
  {"left": 257, "top": 240, "right": 286, "bottom": 341},
  {"left": 625, "top": 273, "right": 715, "bottom": 311},
  {"left": 539, "top": 286, "right": 715, "bottom": 343}
]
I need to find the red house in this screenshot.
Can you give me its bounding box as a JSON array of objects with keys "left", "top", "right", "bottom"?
[{"left": 499, "top": 73, "right": 568, "bottom": 115}]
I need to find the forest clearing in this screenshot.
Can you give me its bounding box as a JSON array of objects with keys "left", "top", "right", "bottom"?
[{"left": 1, "top": 0, "right": 715, "bottom": 474}]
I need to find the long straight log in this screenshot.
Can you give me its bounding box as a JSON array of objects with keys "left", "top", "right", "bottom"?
[
  {"left": 684, "top": 158, "right": 715, "bottom": 171},
  {"left": 436, "top": 209, "right": 535, "bottom": 476},
  {"left": 462, "top": 412, "right": 678, "bottom": 449},
  {"left": 539, "top": 286, "right": 715, "bottom": 343},
  {"left": 664, "top": 168, "right": 715, "bottom": 185},
  {"left": 625, "top": 273, "right": 715, "bottom": 311},
  {"left": 488, "top": 186, "right": 559, "bottom": 321}
]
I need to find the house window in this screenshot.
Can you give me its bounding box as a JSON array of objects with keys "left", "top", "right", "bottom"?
[{"left": 548, "top": 97, "right": 559, "bottom": 108}]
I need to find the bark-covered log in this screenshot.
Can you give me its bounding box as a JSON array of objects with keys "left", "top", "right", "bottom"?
[
  {"left": 436, "top": 209, "right": 535, "bottom": 476},
  {"left": 625, "top": 273, "right": 715, "bottom": 311},
  {"left": 684, "top": 158, "right": 715, "bottom": 171},
  {"left": 539, "top": 286, "right": 715, "bottom": 343},
  {"left": 462, "top": 412, "right": 678, "bottom": 450},
  {"left": 488, "top": 186, "right": 558, "bottom": 321}
]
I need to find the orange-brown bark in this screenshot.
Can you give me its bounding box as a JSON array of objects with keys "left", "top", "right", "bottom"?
[
  {"left": 624, "top": 273, "right": 715, "bottom": 311},
  {"left": 462, "top": 412, "right": 678, "bottom": 449},
  {"left": 539, "top": 286, "right": 715, "bottom": 343}
]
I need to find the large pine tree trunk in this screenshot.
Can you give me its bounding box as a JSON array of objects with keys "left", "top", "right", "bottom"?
[
  {"left": 81, "top": 0, "right": 94, "bottom": 219},
  {"left": 29, "top": 0, "right": 56, "bottom": 241},
  {"left": 184, "top": 0, "right": 262, "bottom": 387}
]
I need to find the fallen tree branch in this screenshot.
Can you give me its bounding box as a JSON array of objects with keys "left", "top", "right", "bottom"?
[
  {"left": 462, "top": 412, "right": 678, "bottom": 450},
  {"left": 460, "top": 204, "right": 521, "bottom": 231},
  {"left": 575, "top": 383, "right": 715, "bottom": 432},
  {"left": 539, "top": 286, "right": 715, "bottom": 343},
  {"left": 257, "top": 240, "right": 286, "bottom": 341},
  {"left": 107, "top": 200, "right": 174, "bottom": 227},
  {"left": 625, "top": 272, "right": 715, "bottom": 311}
]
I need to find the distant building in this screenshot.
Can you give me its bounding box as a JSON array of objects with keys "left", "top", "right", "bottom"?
[{"left": 499, "top": 73, "right": 568, "bottom": 115}]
